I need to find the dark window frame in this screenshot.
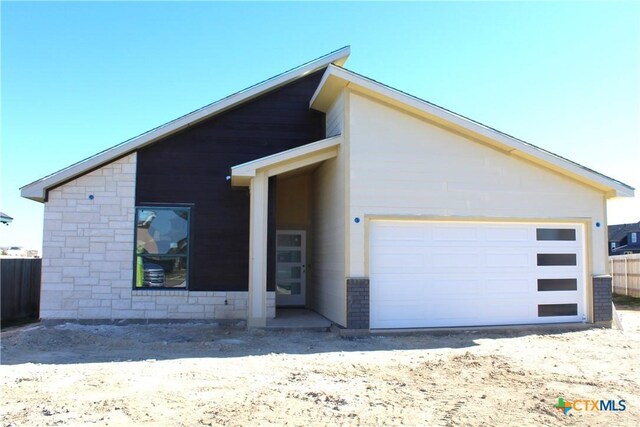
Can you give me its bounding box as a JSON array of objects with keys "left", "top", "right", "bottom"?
[{"left": 132, "top": 205, "right": 192, "bottom": 290}]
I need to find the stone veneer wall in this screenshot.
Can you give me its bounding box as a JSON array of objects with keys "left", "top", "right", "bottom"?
[{"left": 40, "top": 153, "right": 275, "bottom": 320}]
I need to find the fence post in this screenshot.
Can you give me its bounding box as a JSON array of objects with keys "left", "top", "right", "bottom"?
[
  {"left": 624, "top": 257, "right": 629, "bottom": 296},
  {"left": 610, "top": 258, "right": 614, "bottom": 293}
]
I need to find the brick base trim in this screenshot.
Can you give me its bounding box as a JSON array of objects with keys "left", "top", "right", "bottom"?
[
  {"left": 347, "top": 278, "right": 370, "bottom": 329},
  {"left": 593, "top": 275, "right": 612, "bottom": 323}
]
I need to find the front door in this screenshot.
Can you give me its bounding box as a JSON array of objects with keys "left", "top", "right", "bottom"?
[{"left": 276, "top": 230, "right": 306, "bottom": 307}]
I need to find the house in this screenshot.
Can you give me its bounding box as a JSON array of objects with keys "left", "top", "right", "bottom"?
[
  {"left": 0, "top": 212, "right": 13, "bottom": 225},
  {"left": 0, "top": 246, "right": 39, "bottom": 258},
  {"left": 608, "top": 222, "right": 640, "bottom": 255},
  {"left": 21, "top": 47, "right": 634, "bottom": 329}
]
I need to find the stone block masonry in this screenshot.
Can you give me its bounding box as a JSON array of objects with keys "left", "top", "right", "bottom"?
[{"left": 40, "top": 153, "right": 276, "bottom": 321}]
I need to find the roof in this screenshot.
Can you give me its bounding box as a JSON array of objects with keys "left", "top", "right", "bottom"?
[
  {"left": 609, "top": 221, "right": 640, "bottom": 242},
  {"left": 0, "top": 212, "right": 13, "bottom": 223},
  {"left": 310, "top": 65, "right": 635, "bottom": 198},
  {"left": 21, "top": 46, "right": 634, "bottom": 202},
  {"left": 231, "top": 135, "right": 342, "bottom": 187},
  {"left": 20, "top": 46, "right": 351, "bottom": 202}
]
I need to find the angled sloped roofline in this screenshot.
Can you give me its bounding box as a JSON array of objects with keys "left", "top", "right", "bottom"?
[
  {"left": 21, "top": 46, "right": 351, "bottom": 202},
  {"left": 310, "top": 64, "right": 634, "bottom": 198}
]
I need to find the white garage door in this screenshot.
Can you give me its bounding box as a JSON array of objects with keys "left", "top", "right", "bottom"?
[{"left": 369, "top": 220, "right": 586, "bottom": 329}]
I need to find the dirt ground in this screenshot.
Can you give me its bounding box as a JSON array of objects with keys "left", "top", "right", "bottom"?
[{"left": 1, "top": 310, "right": 639, "bottom": 427}]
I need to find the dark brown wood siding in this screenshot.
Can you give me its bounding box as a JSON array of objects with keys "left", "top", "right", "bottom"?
[{"left": 135, "top": 71, "right": 326, "bottom": 291}]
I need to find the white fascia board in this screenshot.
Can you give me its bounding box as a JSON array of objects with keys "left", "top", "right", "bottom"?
[
  {"left": 231, "top": 135, "right": 342, "bottom": 187},
  {"left": 20, "top": 47, "right": 352, "bottom": 203},
  {"left": 314, "top": 65, "right": 634, "bottom": 198}
]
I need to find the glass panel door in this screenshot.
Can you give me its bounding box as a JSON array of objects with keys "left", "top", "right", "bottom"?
[{"left": 276, "top": 230, "right": 306, "bottom": 306}]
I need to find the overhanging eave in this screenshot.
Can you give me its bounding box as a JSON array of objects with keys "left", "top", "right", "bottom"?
[{"left": 231, "top": 135, "right": 342, "bottom": 187}]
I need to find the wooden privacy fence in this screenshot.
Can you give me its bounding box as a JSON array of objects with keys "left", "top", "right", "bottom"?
[
  {"left": 1, "top": 258, "right": 41, "bottom": 324},
  {"left": 610, "top": 254, "right": 640, "bottom": 298}
]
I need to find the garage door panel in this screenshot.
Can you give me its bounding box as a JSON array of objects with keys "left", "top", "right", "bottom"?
[
  {"left": 373, "top": 223, "right": 425, "bottom": 241},
  {"left": 536, "top": 291, "right": 580, "bottom": 305},
  {"left": 485, "top": 252, "right": 529, "bottom": 268},
  {"left": 373, "top": 301, "right": 429, "bottom": 325},
  {"left": 369, "top": 220, "right": 586, "bottom": 329},
  {"left": 432, "top": 226, "right": 479, "bottom": 241},
  {"left": 432, "top": 251, "right": 482, "bottom": 268},
  {"left": 373, "top": 277, "right": 428, "bottom": 300},
  {"left": 371, "top": 250, "right": 424, "bottom": 272},
  {"left": 482, "top": 277, "right": 530, "bottom": 294},
  {"left": 484, "top": 226, "right": 530, "bottom": 242},
  {"left": 427, "top": 278, "right": 482, "bottom": 295},
  {"left": 477, "top": 301, "right": 532, "bottom": 321}
]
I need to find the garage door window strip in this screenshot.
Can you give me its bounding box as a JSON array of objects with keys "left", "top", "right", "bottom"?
[
  {"left": 537, "top": 278, "right": 578, "bottom": 291},
  {"left": 538, "top": 304, "right": 578, "bottom": 317},
  {"left": 536, "top": 253, "right": 577, "bottom": 266},
  {"left": 536, "top": 228, "right": 576, "bottom": 241}
]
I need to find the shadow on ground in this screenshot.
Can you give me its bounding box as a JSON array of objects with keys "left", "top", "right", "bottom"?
[{"left": 0, "top": 321, "right": 595, "bottom": 366}]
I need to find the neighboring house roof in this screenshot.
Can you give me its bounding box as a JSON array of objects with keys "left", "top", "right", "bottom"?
[
  {"left": 608, "top": 221, "right": 640, "bottom": 242},
  {"left": 310, "top": 65, "right": 634, "bottom": 198},
  {"left": 20, "top": 47, "right": 352, "bottom": 202},
  {"left": 21, "top": 47, "right": 634, "bottom": 202},
  {"left": 0, "top": 212, "right": 13, "bottom": 224},
  {"left": 609, "top": 221, "right": 640, "bottom": 255}
]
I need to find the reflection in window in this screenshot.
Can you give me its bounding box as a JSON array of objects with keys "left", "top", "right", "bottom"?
[{"left": 135, "top": 207, "right": 190, "bottom": 288}]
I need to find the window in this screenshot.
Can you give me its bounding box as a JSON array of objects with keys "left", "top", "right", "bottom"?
[
  {"left": 538, "top": 304, "right": 578, "bottom": 317},
  {"left": 537, "top": 278, "right": 577, "bottom": 292},
  {"left": 537, "top": 253, "right": 577, "bottom": 266},
  {"left": 134, "top": 207, "right": 190, "bottom": 289},
  {"left": 536, "top": 228, "right": 576, "bottom": 241},
  {"left": 632, "top": 233, "right": 638, "bottom": 244}
]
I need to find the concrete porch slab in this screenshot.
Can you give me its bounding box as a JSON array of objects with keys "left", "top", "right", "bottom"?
[{"left": 266, "top": 309, "right": 332, "bottom": 331}]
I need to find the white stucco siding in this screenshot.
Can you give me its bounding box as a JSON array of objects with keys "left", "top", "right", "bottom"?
[
  {"left": 305, "top": 94, "right": 348, "bottom": 326},
  {"left": 346, "top": 91, "right": 607, "bottom": 279},
  {"left": 326, "top": 92, "right": 344, "bottom": 138},
  {"left": 310, "top": 148, "right": 347, "bottom": 326}
]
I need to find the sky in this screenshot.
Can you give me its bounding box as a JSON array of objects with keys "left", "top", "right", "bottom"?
[{"left": 1, "top": 1, "right": 639, "bottom": 252}]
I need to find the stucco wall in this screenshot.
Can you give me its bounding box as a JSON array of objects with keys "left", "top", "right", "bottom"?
[
  {"left": 326, "top": 91, "right": 344, "bottom": 137},
  {"left": 277, "top": 173, "right": 311, "bottom": 230},
  {"left": 346, "top": 91, "right": 608, "bottom": 280},
  {"left": 40, "top": 153, "right": 275, "bottom": 320},
  {"left": 310, "top": 95, "right": 347, "bottom": 326}
]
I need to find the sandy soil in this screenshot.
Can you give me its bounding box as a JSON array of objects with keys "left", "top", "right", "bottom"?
[{"left": 1, "top": 312, "right": 639, "bottom": 426}]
